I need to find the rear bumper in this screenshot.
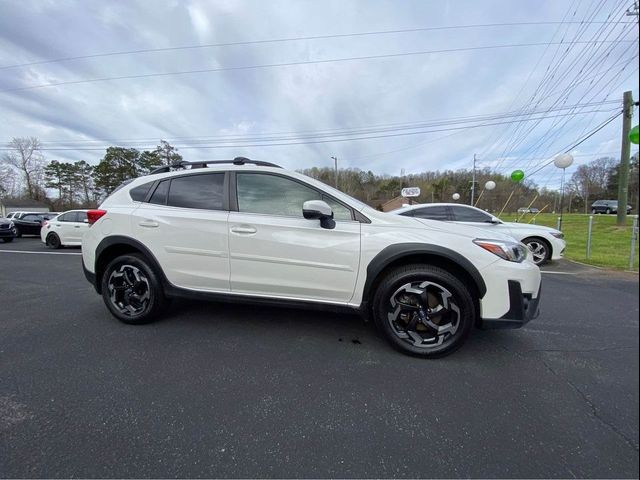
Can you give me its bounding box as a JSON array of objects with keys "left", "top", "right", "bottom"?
[
  {"left": 83, "top": 261, "right": 99, "bottom": 293},
  {"left": 481, "top": 280, "right": 541, "bottom": 329}
]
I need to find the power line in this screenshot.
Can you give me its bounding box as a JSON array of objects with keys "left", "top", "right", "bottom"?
[
  {"left": 30, "top": 100, "right": 621, "bottom": 147},
  {"left": 0, "top": 109, "right": 620, "bottom": 152},
  {"left": 1, "top": 20, "right": 634, "bottom": 70},
  {"left": 1, "top": 40, "right": 635, "bottom": 94}
]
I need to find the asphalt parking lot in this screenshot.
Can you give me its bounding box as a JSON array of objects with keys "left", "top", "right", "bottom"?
[{"left": 1, "top": 237, "right": 638, "bottom": 478}]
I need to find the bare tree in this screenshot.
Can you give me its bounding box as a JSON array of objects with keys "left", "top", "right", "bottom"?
[
  {"left": 0, "top": 163, "right": 18, "bottom": 197},
  {"left": 570, "top": 157, "right": 616, "bottom": 213},
  {"left": 2, "top": 137, "right": 46, "bottom": 200}
]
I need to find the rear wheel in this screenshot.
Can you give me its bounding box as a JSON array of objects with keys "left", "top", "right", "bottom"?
[
  {"left": 372, "top": 264, "right": 475, "bottom": 358},
  {"left": 46, "top": 233, "right": 62, "bottom": 249},
  {"left": 101, "top": 254, "right": 168, "bottom": 325},
  {"left": 523, "top": 237, "right": 551, "bottom": 265}
]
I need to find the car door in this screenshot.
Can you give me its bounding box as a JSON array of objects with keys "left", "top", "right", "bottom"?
[
  {"left": 19, "top": 214, "right": 44, "bottom": 235},
  {"left": 50, "top": 212, "right": 76, "bottom": 243},
  {"left": 64, "top": 211, "right": 90, "bottom": 244},
  {"left": 131, "top": 172, "right": 230, "bottom": 292},
  {"left": 228, "top": 171, "right": 361, "bottom": 303}
]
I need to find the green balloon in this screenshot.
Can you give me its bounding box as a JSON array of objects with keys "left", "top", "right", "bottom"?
[
  {"left": 511, "top": 170, "right": 525, "bottom": 182},
  {"left": 630, "top": 125, "right": 639, "bottom": 145}
]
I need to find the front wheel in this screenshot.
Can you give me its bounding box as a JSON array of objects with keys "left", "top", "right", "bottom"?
[
  {"left": 46, "top": 233, "right": 62, "bottom": 249},
  {"left": 372, "top": 264, "right": 475, "bottom": 358},
  {"left": 101, "top": 254, "right": 168, "bottom": 325},
  {"left": 523, "top": 237, "right": 551, "bottom": 265}
]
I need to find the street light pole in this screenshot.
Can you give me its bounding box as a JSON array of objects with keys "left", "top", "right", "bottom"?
[{"left": 330, "top": 156, "right": 338, "bottom": 189}]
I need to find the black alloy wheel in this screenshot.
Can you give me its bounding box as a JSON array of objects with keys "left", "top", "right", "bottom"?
[
  {"left": 101, "top": 254, "right": 168, "bottom": 324},
  {"left": 373, "top": 265, "right": 474, "bottom": 357},
  {"left": 46, "top": 233, "right": 62, "bottom": 249}
]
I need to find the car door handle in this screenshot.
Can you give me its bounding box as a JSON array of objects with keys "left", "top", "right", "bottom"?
[
  {"left": 138, "top": 220, "right": 159, "bottom": 228},
  {"left": 230, "top": 225, "right": 257, "bottom": 235},
  {"left": 74, "top": 226, "right": 81, "bottom": 228}
]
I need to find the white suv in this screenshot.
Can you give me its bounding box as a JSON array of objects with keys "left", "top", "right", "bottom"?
[{"left": 81, "top": 158, "right": 542, "bottom": 357}]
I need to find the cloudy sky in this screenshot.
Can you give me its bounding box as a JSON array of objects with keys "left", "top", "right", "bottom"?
[{"left": 0, "top": 0, "right": 638, "bottom": 189}]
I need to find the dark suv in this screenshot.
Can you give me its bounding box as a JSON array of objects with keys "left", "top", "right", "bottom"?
[
  {"left": 591, "top": 200, "right": 632, "bottom": 214},
  {"left": 0, "top": 218, "right": 17, "bottom": 243}
]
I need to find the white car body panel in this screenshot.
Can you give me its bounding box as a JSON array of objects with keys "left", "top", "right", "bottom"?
[
  {"left": 393, "top": 203, "right": 566, "bottom": 262},
  {"left": 41, "top": 210, "right": 90, "bottom": 246},
  {"left": 82, "top": 166, "right": 542, "bottom": 321}
]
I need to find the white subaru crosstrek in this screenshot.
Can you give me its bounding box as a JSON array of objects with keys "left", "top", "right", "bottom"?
[
  {"left": 390, "top": 203, "right": 566, "bottom": 266},
  {"left": 81, "top": 158, "right": 541, "bottom": 358}
]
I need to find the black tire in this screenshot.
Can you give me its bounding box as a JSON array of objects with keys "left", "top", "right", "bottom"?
[
  {"left": 372, "top": 264, "right": 475, "bottom": 358},
  {"left": 15, "top": 228, "right": 22, "bottom": 238},
  {"left": 101, "top": 253, "right": 168, "bottom": 325},
  {"left": 523, "top": 237, "right": 551, "bottom": 265},
  {"left": 45, "top": 233, "right": 62, "bottom": 249},
  {"left": 2, "top": 238, "right": 13, "bottom": 243},
  {"left": 591, "top": 208, "right": 596, "bottom": 214}
]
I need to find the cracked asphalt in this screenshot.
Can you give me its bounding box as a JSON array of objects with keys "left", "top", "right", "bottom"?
[{"left": 1, "top": 238, "right": 638, "bottom": 478}]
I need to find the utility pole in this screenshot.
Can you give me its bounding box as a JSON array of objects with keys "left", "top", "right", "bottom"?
[
  {"left": 470, "top": 154, "right": 477, "bottom": 205},
  {"left": 330, "top": 156, "right": 338, "bottom": 189},
  {"left": 617, "top": 91, "right": 635, "bottom": 226}
]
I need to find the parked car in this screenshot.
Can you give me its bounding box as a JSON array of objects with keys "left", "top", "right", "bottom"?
[
  {"left": 391, "top": 203, "right": 565, "bottom": 266},
  {"left": 81, "top": 158, "right": 542, "bottom": 358},
  {"left": 517, "top": 207, "right": 540, "bottom": 214},
  {"left": 12, "top": 212, "right": 51, "bottom": 237},
  {"left": 590, "top": 200, "right": 632, "bottom": 214},
  {"left": 0, "top": 217, "right": 17, "bottom": 243},
  {"left": 41, "top": 210, "right": 90, "bottom": 248}
]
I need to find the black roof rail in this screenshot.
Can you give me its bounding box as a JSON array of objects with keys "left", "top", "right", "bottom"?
[{"left": 148, "top": 157, "right": 281, "bottom": 175}]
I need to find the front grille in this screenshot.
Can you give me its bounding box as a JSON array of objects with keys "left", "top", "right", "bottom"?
[{"left": 0, "top": 223, "right": 10, "bottom": 229}]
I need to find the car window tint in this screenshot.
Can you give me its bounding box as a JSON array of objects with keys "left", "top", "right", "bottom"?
[
  {"left": 22, "top": 214, "right": 42, "bottom": 222},
  {"left": 322, "top": 196, "right": 353, "bottom": 221},
  {"left": 450, "top": 205, "right": 492, "bottom": 222},
  {"left": 397, "top": 209, "right": 414, "bottom": 217},
  {"left": 149, "top": 180, "right": 170, "bottom": 205},
  {"left": 130, "top": 182, "right": 153, "bottom": 202},
  {"left": 237, "top": 173, "right": 322, "bottom": 217},
  {"left": 75, "top": 211, "right": 88, "bottom": 222},
  {"left": 412, "top": 206, "right": 450, "bottom": 220},
  {"left": 167, "top": 174, "right": 225, "bottom": 210}
]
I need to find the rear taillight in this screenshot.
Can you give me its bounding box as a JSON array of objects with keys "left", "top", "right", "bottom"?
[{"left": 87, "top": 209, "right": 107, "bottom": 226}]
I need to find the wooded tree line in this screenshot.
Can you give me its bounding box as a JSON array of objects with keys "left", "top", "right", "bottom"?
[
  {"left": 0, "top": 138, "right": 182, "bottom": 210},
  {"left": 1, "top": 136, "right": 637, "bottom": 214}
]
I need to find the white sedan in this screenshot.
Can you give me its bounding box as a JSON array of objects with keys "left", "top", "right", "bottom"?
[
  {"left": 391, "top": 203, "right": 565, "bottom": 265},
  {"left": 41, "top": 210, "right": 90, "bottom": 248}
]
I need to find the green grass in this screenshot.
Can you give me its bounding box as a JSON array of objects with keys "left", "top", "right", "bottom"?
[{"left": 500, "top": 213, "right": 639, "bottom": 271}]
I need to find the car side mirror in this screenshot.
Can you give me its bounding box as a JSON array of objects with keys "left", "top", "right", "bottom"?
[
  {"left": 489, "top": 216, "right": 501, "bottom": 224},
  {"left": 303, "top": 200, "right": 335, "bottom": 229}
]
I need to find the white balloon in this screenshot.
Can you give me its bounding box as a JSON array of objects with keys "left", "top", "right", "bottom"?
[
  {"left": 452, "top": 193, "right": 460, "bottom": 200},
  {"left": 554, "top": 153, "right": 574, "bottom": 169},
  {"left": 485, "top": 180, "right": 496, "bottom": 191}
]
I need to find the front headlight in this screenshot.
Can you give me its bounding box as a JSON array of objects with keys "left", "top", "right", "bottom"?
[
  {"left": 551, "top": 232, "right": 564, "bottom": 239},
  {"left": 473, "top": 238, "right": 528, "bottom": 263}
]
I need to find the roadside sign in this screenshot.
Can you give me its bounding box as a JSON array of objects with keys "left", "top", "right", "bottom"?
[{"left": 401, "top": 187, "right": 420, "bottom": 198}]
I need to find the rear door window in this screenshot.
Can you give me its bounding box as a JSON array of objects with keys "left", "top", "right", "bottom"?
[
  {"left": 411, "top": 206, "right": 451, "bottom": 221},
  {"left": 450, "top": 206, "right": 492, "bottom": 222},
  {"left": 167, "top": 173, "right": 225, "bottom": 210}
]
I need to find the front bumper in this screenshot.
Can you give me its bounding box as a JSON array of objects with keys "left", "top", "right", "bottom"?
[
  {"left": 481, "top": 280, "right": 541, "bottom": 329},
  {"left": 0, "top": 228, "right": 16, "bottom": 238}
]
